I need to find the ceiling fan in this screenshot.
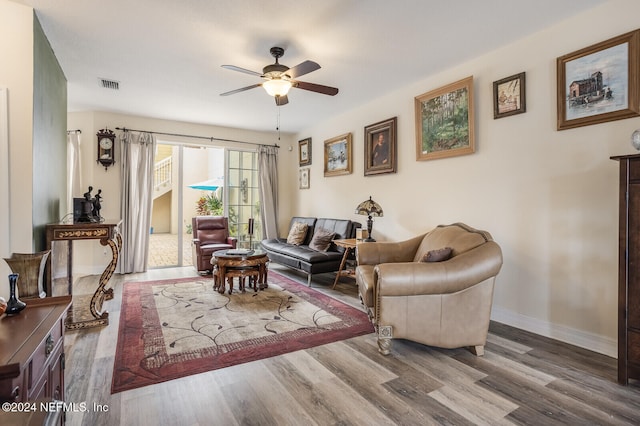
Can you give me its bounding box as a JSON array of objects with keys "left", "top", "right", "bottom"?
[{"left": 220, "top": 47, "right": 339, "bottom": 106}]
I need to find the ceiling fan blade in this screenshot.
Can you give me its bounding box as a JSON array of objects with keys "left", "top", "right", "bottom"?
[
  {"left": 292, "top": 80, "right": 339, "bottom": 96},
  {"left": 275, "top": 94, "right": 289, "bottom": 106},
  {"left": 220, "top": 83, "right": 263, "bottom": 96},
  {"left": 221, "top": 64, "right": 263, "bottom": 77},
  {"left": 285, "top": 60, "right": 320, "bottom": 79}
]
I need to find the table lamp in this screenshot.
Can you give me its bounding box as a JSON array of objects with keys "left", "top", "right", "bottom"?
[{"left": 355, "top": 196, "right": 383, "bottom": 242}]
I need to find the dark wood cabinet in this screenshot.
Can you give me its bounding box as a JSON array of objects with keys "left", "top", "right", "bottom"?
[
  {"left": 612, "top": 154, "right": 640, "bottom": 385},
  {"left": 0, "top": 296, "right": 71, "bottom": 423}
]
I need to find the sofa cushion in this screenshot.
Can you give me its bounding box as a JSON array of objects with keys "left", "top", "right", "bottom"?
[
  {"left": 200, "top": 243, "right": 235, "bottom": 256},
  {"left": 315, "top": 218, "right": 353, "bottom": 241},
  {"left": 413, "top": 223, "right": 491, "bottom": 262},
  {"left": 286, "top": 222, "right": 308, "bottom": 245},
  {"left": 309, "top": 227, "right": 335, "bottom": 252},
  {"left": 288, "top": 217, "right": 318, "bottom": 245},
  {"left": 421, "top": 247, "right": 453, "bottom": 262}
]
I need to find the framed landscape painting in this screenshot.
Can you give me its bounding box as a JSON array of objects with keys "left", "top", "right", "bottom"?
[
  {"left": 557, "top": 29, "right": 640, "bottom": 130},
  {"left": 324, "top": 133, "right": 352, "bottom": 177},
  {"left": 415, "top": 76, "right": 475, "bottom": 161}
]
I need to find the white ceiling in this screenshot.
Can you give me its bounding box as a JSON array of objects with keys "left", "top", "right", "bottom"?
[{"left": 14, "top": 0, "right": 605, "bottom": 134}]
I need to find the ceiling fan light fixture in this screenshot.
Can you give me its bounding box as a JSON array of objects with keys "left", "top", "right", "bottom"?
[{"left": 263, "top": 78, "right": 292, "bottom": 97}]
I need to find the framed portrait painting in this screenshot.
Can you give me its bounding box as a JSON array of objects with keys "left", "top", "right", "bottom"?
[
  {"left": 364, "top": 117, "right": 397, "bottom": 176},
  {"left": 493, "top": 72, "right": 526, "bottom": 119},
  {"left": 324, "top": 133, "right": 352, "bottom": 177},
  {"left": 557, "top": 29, "right": 640, "bottom": 130},
  {"left": 415, "top": 76, "right": 475, "bottom": 161},
  {"left": 298, "top": 137, "right": 311, "bottom": 166}
]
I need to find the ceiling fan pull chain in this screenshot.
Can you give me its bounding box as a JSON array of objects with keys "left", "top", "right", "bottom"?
[{"left": 276, "top": 106, "right": 281, "bottom": 140}]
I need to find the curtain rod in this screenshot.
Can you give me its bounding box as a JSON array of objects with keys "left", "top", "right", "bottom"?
[
  {"left": 67, "top": 129, "right": 82, "bottom": 134},
  {"left": 115, "top": 127, "right": 279, "bottom": 148}
]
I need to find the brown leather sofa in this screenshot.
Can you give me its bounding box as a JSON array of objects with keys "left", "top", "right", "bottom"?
[
  {"left": 192, "top": 216, "right": 237, "bottom": 274},
  {"left": 356, "top": 222, "right": 503, "bottom": 356}
]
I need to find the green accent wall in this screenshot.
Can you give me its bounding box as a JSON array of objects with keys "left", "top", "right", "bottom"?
[{"left": 32, "top": 13, "right": 67, "bottom": 250}]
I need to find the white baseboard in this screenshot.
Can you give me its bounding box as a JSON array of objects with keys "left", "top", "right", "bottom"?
[
  {"left": 74, "top": 266, "right": 101, "bottom": 277},
  {"left": 491, "top": 306, "right": 617, "bottom": 359}
]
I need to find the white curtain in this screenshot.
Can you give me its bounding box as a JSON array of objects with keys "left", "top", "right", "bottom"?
[
  {"left": 66, "top": 131, "right": 82, "bottom": 216},
  {"left": 258, "top": 145, "right": 279, "bottom": 239},
  {"left": 119, "top": 130, "right": 156, "bottom": 273}
]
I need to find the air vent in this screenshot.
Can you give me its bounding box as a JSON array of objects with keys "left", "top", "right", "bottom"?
[{"left": 99, "top": 78, "right": 120, "bottom": 90}]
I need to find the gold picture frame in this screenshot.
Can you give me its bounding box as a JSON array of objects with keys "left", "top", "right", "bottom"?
[
  {"left": 557, "top": 29, "right": 640, "bottom": 130},
  {"left": 415, "top": 76, "right": 475, "bottom": 161},
  {"left": 364, "top": 117, "right": 397, "bottom": 176},
  {"left": 298, "top": 137, "right": 311, "bottom": 166},
  {"left": 324, "top": 133, "right": 352, "bottom": 177}
]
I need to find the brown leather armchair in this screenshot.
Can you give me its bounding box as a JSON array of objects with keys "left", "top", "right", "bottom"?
[
  {"left": 356, "top": 223, "right": 503, "bottom": 356},
  {"left": 192, "top": 216, "right": 237, "bottom": 274}
]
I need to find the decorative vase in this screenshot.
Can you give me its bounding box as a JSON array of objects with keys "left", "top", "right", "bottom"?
[{"left": 6, "top": 273, "right": 26, "bottom": 315}]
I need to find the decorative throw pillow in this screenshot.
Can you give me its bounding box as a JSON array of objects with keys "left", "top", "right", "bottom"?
[
  {"left": 309, "top": 227, "right": 335, "bottom": 252},
  {"left": 421, "top": 247, "right": 453, "bottom": 262},
  {"left": 286, "top": 222, "right": 308, "bottom": 245}
]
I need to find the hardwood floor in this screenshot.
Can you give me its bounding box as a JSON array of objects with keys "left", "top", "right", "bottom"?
[{"left": 63, "top": 265, "right": 640, "bottom": 425}]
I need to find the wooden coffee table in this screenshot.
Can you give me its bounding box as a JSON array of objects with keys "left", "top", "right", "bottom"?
[{"left": 212, "top": 249, "right": 269, "bottom": 294}]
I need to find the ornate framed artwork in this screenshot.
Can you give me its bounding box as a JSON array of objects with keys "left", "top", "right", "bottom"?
[
  {"left": 493, "top": 72, "right": 526, "bottom": 119},
  {"left": 324, "top": 133, "right": 352, "bottom": 177},
  {"left": 299, "top": 168, "right": 310, "bottom": 189},
  {"left": 364, "top": 117, "right": 397, "bottom": 176},
  {"left": 415, "top": 76, "right": 475, "bottom": 161},
  {"left": 557, "top": 29, "right": 640, "bottom": 130},
  {"left": 298, "top": 137, "right": 311, "bottom": 166}
]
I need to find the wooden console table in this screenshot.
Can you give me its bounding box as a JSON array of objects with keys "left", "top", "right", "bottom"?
[{"left": 45, "top": 221, "right": 122, "bottom": 330}]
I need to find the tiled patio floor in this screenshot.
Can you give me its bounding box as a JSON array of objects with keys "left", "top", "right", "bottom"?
[{"left": 148, "top": 233, "right": 193, "bottom": 268}]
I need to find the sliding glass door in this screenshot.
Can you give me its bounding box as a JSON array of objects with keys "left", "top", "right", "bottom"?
[
  {"left": 149, "top": 143, "right": 225, "bottom": 268},
  {"left": 227, "top": 149, "right": 261, "bottom": 249}
]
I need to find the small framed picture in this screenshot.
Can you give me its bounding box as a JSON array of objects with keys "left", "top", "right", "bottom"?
[
  {"left": 324, "top": 133, "right": 353, "bottom": 177},
  {"left": 364, "top": 117, "right": 397, "bottom": 176},
  {"left": 298, "top": 137, "right": 311, "bottom": 166},
  {"left": 299, "top": 168, "right": 310, "bottom": 189},
  {"left": 493, "top": 72, "right": 526, "bottom": 119}
]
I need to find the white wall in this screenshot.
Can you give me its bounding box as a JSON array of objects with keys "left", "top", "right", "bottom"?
[
  {"left": 287, "top": 0, "right": 640, "bottom": 357},
  {"left": 0, "top": 1, "right": 34, "bottom": 300}
]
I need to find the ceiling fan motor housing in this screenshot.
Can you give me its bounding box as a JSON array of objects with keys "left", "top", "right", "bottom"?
[
  {"left": 264, "top": 47, "right": 289, "bottom": 78},
  {"left": 263, "top": 63, "right": 289, "bottom": 78}
]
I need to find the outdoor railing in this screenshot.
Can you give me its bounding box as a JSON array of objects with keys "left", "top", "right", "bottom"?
[{"left": 154, "top": 156, "right": 172, "bottom": 190}]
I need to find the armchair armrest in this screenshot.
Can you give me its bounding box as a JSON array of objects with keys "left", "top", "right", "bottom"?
[
  {"left": 357, "top": 234, "right": 426, "bottom": 265},
  {"left": 227, "top": 237, "right": 238, "bottom": 248},
  {"left": 375, "top": 241, "right": 502, "bottom": 296},
  {"left": 192, "top": 238, "right": 201, "bottom": 248}
]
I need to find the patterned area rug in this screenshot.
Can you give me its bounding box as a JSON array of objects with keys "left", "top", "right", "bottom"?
[{"left": 111, "top": 271, "right": 373, "bottom": 393}]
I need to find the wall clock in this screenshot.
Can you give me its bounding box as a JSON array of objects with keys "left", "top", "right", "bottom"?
[{"left": 96, "top": 128, "right": 116, "bottom": 170}]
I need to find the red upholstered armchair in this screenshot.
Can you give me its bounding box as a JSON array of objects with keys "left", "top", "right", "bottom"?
[{"left": 192, "top": 216, "right": 237, "bottom": 274}]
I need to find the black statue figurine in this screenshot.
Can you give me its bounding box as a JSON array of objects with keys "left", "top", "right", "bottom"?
[{"left": 93, "top": 189, "right": 103, "bottom": 221}]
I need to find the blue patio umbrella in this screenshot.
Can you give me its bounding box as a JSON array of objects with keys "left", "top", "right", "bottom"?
[{"left": 187, "top": 177, "right": 224, "bottom": 191}]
